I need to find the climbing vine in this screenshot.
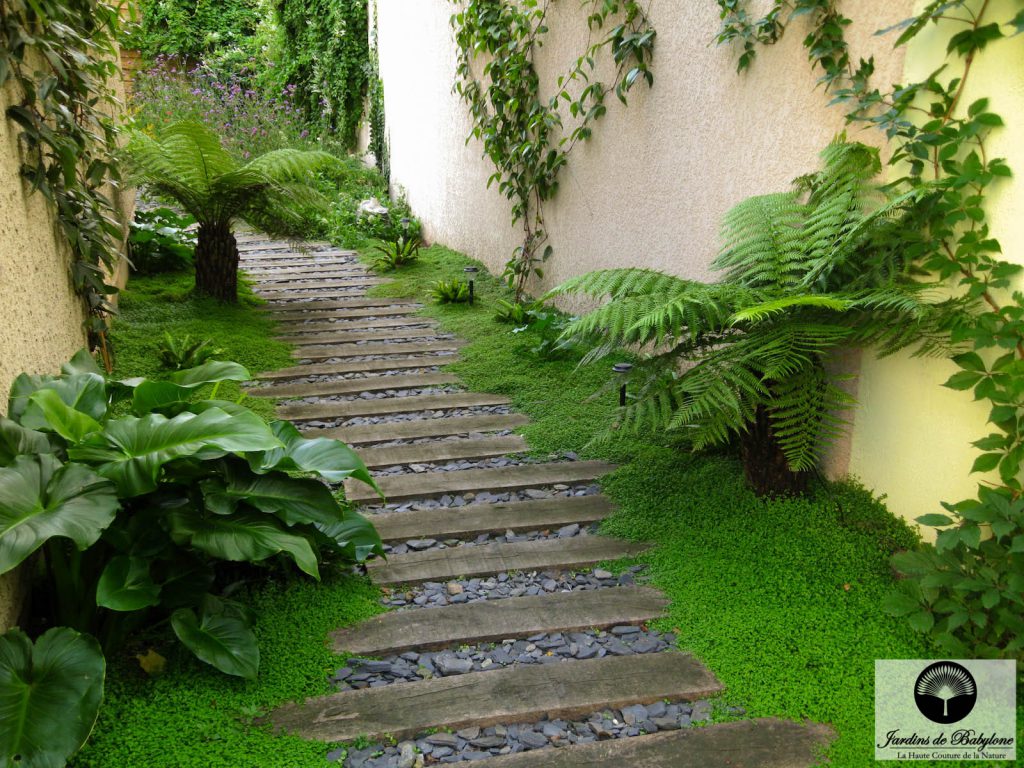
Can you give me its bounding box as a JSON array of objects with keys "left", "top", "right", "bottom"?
[
  {"left": 368, "top": 3, "right": 389, "bottom": 183},
  {"left": 274, "top": 0, "right": 369, "bottom": 149},
  {"left": 450, "top": 0, "right": 656, "bottom": 301},
  {"left": 0, "top": 0, "right": 124, "bottom": 367},
  {"left": 715, "top": 0, "right": 1024, "bottom": 658}
]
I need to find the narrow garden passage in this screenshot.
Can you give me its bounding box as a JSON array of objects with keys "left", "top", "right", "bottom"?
[{"left": 237, "top": 234, "right": 833, "bottom": 766}]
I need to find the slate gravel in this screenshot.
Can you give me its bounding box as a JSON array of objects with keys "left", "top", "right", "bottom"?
[
  {"left": 382, "top": 522, "right": 599, "bottom": 555},
  {"left": 287, "top": 386, "right": 465, "bottom": 405},
  {"left": 382, "top": 567, "right": 646, "bottom": 609},
  {"left": 300, "top": 404, "right": 513, "bottom": 430},
  {"left": 335, "top": 697, "right": 713, "bottom": 766},
  {"left": 373, "top": 454, "right": 534, "bottom": 478},
  {"left": 365, "top": 482, "right": 601, "bottom": 514}
]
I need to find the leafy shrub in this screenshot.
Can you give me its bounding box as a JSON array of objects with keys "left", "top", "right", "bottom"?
[
  {"left": 158, "top": 332, "right": 224, "bottom": 370},
  {"left": 0, "top": 350, "right": 382, "bottom": 679},
  {"left": 127, "top": 0, "right": 262, "bottom": 63},
  {"left": 372, "top": 235, "right": 421, "bottom": 272},
  {"left": 432, "top": 279, "right": 470, "bottom": 304},
  {"left": 551, "top": 141, "right": 962, "bottom": 495},
  {"left": 128, "top": 207, "right": 196, "bottom": 275},
  {"left": 512, "top": 307, "right": 579, "bottom": 360},
  {"left": 0, "top": 627, "right": 105, "bottom": 766},
  {"left": 357, "top": 195, "right": 422, "bottom": 243},
  {"left": 494, "top": 299, "right": 535, "bottom": 324}
]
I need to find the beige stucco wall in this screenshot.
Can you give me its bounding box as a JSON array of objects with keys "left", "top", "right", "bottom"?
[{"left": 0, "top": 59, "right": 131, "bottom": 631}]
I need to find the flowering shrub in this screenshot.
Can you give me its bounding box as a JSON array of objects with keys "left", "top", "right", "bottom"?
[{"left": 131, "top": 57, "right": 335, "bottom": 159}]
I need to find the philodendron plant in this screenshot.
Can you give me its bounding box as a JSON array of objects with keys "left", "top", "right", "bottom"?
[{"left": 0, "top": 351, "right": 382, "bottom": 689}]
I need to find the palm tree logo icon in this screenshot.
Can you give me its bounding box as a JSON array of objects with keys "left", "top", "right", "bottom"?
[{"left": 914, "top": 662, "right": 978, "bottom": 724}]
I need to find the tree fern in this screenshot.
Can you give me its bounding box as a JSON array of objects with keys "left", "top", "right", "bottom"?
[{"left": 555, "top": 139, "right": 968, "bottom": 495}]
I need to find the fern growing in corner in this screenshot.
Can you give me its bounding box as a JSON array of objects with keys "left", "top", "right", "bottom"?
[{"left": 551, "top": 140, "right": 965, "bottom": 496}]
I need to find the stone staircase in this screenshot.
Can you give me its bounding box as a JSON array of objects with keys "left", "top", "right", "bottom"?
[{"left": 235, "top": 233, "right": 833, "bottom": 767}]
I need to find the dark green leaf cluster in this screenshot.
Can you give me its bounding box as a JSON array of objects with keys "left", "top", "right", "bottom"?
[
  {"left": 372, "top": 234, "right": 422, "bottom": 272},
  {"left": 0, "top": 0, "right": 125, "bottom": 358},
  {"left": 450, "top": 0, "right": 656, "bottom": 301},
  {"left": 127, "top": 0, "right": 262, "bottom": 62},
  {"left": 0, "top": 350, "right": 383, "bottom": 679},
  {"left": 432, "top": 279, "right": 471, "bottom": 304},
  {"left": 553, "top": 140, "right": 962, "bottom": 472},
  {"left": 128, "top": 207, "right": 197, "bottom": 275}
]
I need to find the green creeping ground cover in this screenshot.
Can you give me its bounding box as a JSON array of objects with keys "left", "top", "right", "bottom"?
[
  {"left": 72, "top": 270, "right": 385, "bottom": 765},
  {"left": 362, "top": 245, "right": 1018, "bottom": 768}
]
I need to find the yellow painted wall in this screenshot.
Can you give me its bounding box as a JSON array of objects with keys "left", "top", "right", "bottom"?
[
  {"left": 0, "top": 58, "right": 131, "bottom": 631},
  {"left": 847, "top": 0, "right": 1024, "bottom": 533}
]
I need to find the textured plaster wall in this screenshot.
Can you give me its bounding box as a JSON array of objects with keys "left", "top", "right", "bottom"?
[
  {"left": 375, "top": 0, "right": 915, "bottom": 294},
  {"left": 847, "top": 0, "right": 1024, "bottom": 532}
]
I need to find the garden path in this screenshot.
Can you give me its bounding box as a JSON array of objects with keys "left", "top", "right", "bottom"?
[{"left": 237, "top": 234, "right": 832, "bottom": 767}]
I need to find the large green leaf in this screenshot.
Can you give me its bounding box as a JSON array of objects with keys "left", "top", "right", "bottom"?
[
  {"left": 0, "top": 455, "right": 119, "bottom": 574},
  {"left": 24, "top": 390, "right": 102, "bottom": 444},
  {"left": 0, "top": 419, "right": 52, "bottom": 465},
  {"left": 0, "top": 627, "right": 105, "bottom": 768},
  {"left": 68, "top": 407, "right": 281, "bottom": 497},
  {"left": 60, "top": 350, "right": 102, "bottom": 376},
  {"left": 13, "top": 372, "right": 107, "bottom": 427},
  {"left": 170, "top": 603, "right": 259, "bottom": 680},
  {"left": 131, "top": 381, "right": 192, "bottom": 416},
  {"left": 96, "top": 556, "right": 161, "bottom": 612},
  {"left": 170, "top": 361, "right": 250, "bottom": 388},
  {"left": 203, "top": 462, "right": 346, "bottom": 527},
  {"left": 249, "top": 421, "right": 379, "bottom": 491},
  {"left": 166, "top": 506, "right": 320, "bottom": 578},
  {"left": 316, "top": 510, "right": 384, "bottom": 563}
]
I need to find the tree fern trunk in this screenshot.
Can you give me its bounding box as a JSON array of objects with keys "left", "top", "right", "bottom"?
[
  {"left": 739, "top": 406, "right": 809, "bottom": 497},
  {"left": 194, "top": 221, "right": 239, "bottom": 303}
]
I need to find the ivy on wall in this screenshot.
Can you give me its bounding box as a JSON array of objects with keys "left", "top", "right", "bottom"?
[
  {"left": 128, "top": 0, "right": 262, "bottom": 63},
  {"left": 274, "top": 0, "right": 370, "bottom": 149},
  {"left": 451, "top": 0, "right": 656, "bottom": 302},
  {"left": 0, "top": 0, "right": 124, "bottom": 367},
  {"left": 714, "top": 0, "right": 1024, "bottom": 658},
  {"left": 368, "top": 3, "right": 389, "bottom": 183}
]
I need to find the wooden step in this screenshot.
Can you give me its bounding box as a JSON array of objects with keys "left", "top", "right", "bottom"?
[
  {"left": 366, "top": 535, "right": 646, "bottom": 585},
  {"left": 370, "top": 494, "right": 614, "bottom": 542},
  {"left": 254, "top": 278, "right": 385, "bottom": 291},
  {"left": 311, "top": 413, "right": 530, "bottom": 445},
  {"left": 278, "top": 392, "right": 508, "bottom": 421},
  {"left": 478, "top": 719, "right": 835, "bottom": 768},
  {"left": 269, "top": 652, "right": 720, "bottom": 743},
  {"left": 236, "top": 242, "right": 336, "bottom": 252},
  {"left": 291, "top": 340, "right": 463, "bottom": 361},
  {"left": 248, "top": 372, "right": 459, "bottom": 399},
  {"left": 281, "top": 328, "right": 442, "bottom": 346},
  {"left": 257, "top": 356, "right": 451, "bottom": 381},
  {"left": 331, "top": 585, "right": 667, "bottom": 655},
  {"left": 359, "top": 434, "right": 528, "bottom": 471},
  {"left": 276, "top": 317, "right": 432, "bottom": 334},
  {"left": 263, "top": 297, "right": 421, "bottom": 312},
  {"left": 245, "top": 267, "right": 367, "bottom": 278},
  {"left": 270, "top": 306, "right": 422, "bottom": 322},
  {"left": 347, "top": 460, "right": 615, "bottom": 504}
]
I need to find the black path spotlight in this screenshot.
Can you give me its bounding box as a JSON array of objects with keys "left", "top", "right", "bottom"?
[
  {"left": 612, "top": 362, "right": 633, "bottom": 407},
  {"left": 464, "top": 266, "right": 479, "bottom": 305}
]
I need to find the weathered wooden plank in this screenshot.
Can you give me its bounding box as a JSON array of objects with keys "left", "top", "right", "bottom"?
[
  {"left": 254, "top": 277, "right": 384, "bottom": 290},
  {"left": 331, "top": 585, "right": 667, "bottom": 655},
  {"left": 247, "top": 372, "right": 459, "bottom": 399},
  {"left": 358, "top": 434, "right": 528, "bottom": 470},
  {"left": 281, "top": 328, "right": 442, "bottom": 346},
  {"left": 291, "top": 340, "right": 464, "bottom": 361},
  {"left": 275, "top": 316, "right": 432, "bottom": 333},
  {"left": 245, "top": 267, "right": 366, "bottom": 278},
  {"left": 269, "top": 652, "right": 720, "bottom": 743},
  {"left": 270, "top": 306, "right": 422, "bottom": 322},
  {"left": 347, "top": 460, "right": 615, "bottom": 504},
  {"left": 257, "top": 356, "right": 451, "bottom": 381},
  {"left": 366, "top": 535, "right": 646, "bottom": 585},
  {"left": 262, "top": 297, "right": 421, "bottom": 312},
  {"left": 477, "top": 719, "right": 835, "bottom": 768},
  {"left": 309, "top": 413, "right": 529, "bottom": 444},
  {"left": 370, "top": 493, "right": 614, "bottom": 542},
  {"left": 278, "top": 392, "right": 508, "bottom": 421}
]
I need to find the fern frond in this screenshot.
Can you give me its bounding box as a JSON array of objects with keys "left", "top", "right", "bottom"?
[
  {"left": 713, "top": 192, "right": 805, "bottom": 289},
  {"left": 730, "top": 294, "right": 852, "bottom": 325}
]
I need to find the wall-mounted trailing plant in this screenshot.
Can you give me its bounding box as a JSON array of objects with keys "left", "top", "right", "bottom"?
[
  {"left": 450, "top": 0, "right": 656, "bottom": 302},
  {"left": 554, "top": 140, "right": 960, "bottom": 496},
  {"left": 273, "top": 0, "right": 370, "bottom": 149},
  {"left": 714, "top": 0, "right": 1024, "bottom": 655},
  {"left": 368, "top": 2, "right": 390, "bottom": 182},
  {"left": 127, "top": 0, "right": 262, "bottom": 64},
  {"left": 0, "top": 0, "right": 126, "bottom": 368}
]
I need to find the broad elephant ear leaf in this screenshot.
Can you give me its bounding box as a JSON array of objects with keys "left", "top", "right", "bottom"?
[
  {"left": 170, "top": 361, "right": 250, "bottom": 388},
  {"left": 316, "top": 509, "right": 385, "bottom": 563},
  {"left": 67, "top": 407, "right": 281, "bottom": 497},
  {"left": 249, "top": 420, "right": 380, "bottom": 492},
  {"left": 24, "top": 389, "right": 103, "bottom": 444},
  {"left": 96, "top": 555, "right": 161, "bottom": 612},
  {"left": 171, "top": 602, "right": 259, "bottom": 680},
  {"left": 61, "top": 349, "right": 103, "bottom": 376},
  {"left": 203, "top": 461, "right": 349, "bottom": 527},
  {"left": 0, "top": 627, "right": 105, "bottom": 768},
  {"left": 0, "top": 455, "right": 119, "bottom": 574},
  {"left": 14, "top": 372, "right": 108, "bottom": 427},
  {"left": 0, "top": 418, "right": 52, "bottom": 464},
  {"left": 131, "top": 380, "right": 193, "bottom": 416}
]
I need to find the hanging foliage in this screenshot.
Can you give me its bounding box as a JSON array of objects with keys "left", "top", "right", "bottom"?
[
  {"left": 0, "top": 0, "right": 125, "bottom": 368},
  {"left": 450, "top": 0, "right": 656, "bottom": 302}
]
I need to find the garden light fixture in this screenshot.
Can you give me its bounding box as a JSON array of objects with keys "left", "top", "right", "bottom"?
[
  {"left": 612, "top": 362, "right": 633, "bottom": 407},
  {"left": 464, "top": 266, "right": 479, "bottom": 304}
]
